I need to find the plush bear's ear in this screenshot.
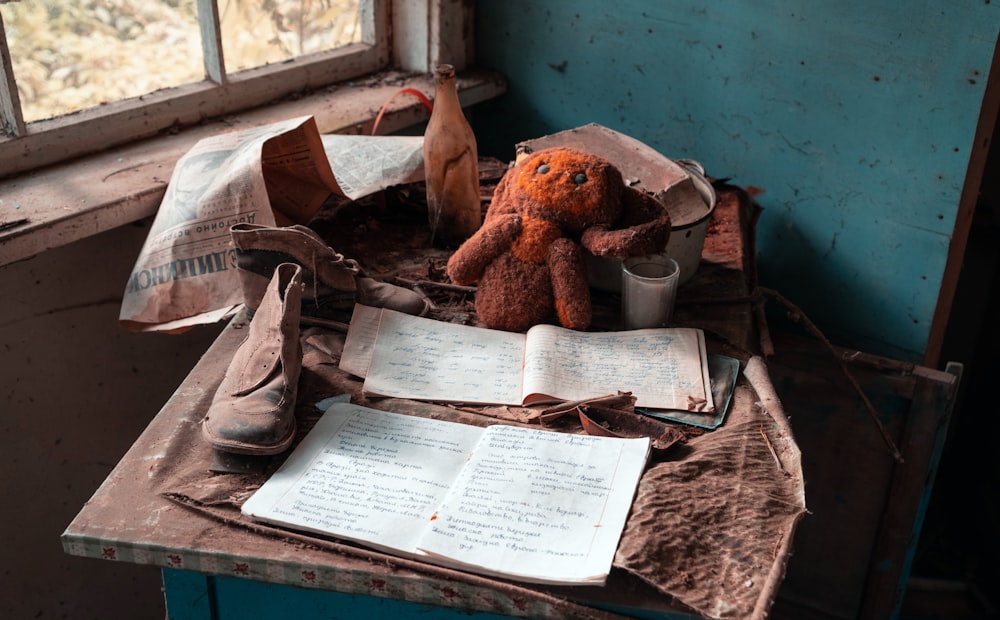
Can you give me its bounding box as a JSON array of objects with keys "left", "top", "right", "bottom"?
[{"left": 483, "top": 164, "right": 518, "bottom": 221}]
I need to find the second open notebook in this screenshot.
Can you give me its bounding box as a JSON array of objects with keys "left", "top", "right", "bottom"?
[{"left": 339, "top": 305, "right": 714, "bottom": 412}]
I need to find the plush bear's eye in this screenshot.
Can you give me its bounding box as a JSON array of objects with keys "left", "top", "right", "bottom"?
[
  {"left": 573, "top": 172, "right": 587, "bottom": 185},
  {"left": 537, "top": 163, "right": 551, "bottom": 174}
]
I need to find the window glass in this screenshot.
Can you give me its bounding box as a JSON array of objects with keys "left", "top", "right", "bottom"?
[
  {"left": 1, "top": 0, "right": 203, "bottom": 123},
  {"left": 220, "top": 0, "right": 362, "bottom": 73},
  {"left": 0, "top": 0, "right": 392, "bottom": 178}
]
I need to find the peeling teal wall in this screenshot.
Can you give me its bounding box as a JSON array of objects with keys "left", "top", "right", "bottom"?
[{"left": 473, "top": 1, "right": 998, "bottom": 362}]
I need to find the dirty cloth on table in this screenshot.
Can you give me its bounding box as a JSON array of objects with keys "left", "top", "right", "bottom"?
[
  {"left": 159, "top": 319, "right": 804, "bottom": 620},
  {"left": 148, "top": 184, "right": 805, "bottom": 619}
]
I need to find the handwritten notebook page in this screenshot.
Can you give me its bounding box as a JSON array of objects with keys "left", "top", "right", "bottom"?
[
  {"left": 415, "top": 424, "right": 650, "bottom": 584},
  {"left": 241, "top": 403, "right": 484, "bottom": 557},
  {"left": 361, "top": 308, "right": 526, "bottom": 404},
  {"left": 521, "top": 325, "right": 714, "bottom": 411}
]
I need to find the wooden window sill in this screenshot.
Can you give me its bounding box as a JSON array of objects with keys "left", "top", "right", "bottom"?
[{"left": 0, "top": 67, "right": 506, "bottom": 268}]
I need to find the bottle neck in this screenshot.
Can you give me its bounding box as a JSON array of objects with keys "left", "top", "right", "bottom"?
[{"left": 434, "top": 75, "right": 461, "bottom": 112}]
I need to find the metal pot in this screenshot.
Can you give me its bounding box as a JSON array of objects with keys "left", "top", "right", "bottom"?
[{"left": 662, "top": 159, "right": 717, "bottom": 286}]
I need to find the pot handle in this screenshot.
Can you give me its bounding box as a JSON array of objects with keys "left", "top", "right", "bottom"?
[{"left": 674, "top": 158, "right": 706, "bottom": 178}]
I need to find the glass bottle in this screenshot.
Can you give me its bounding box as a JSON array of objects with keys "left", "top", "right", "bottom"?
[{"left": 423, "top": 64, "right": 481, "bottom": 246}]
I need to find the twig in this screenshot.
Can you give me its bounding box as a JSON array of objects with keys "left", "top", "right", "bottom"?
[
  {"left": 539, "top": 392, "right": 635, "bottom": 423},
  {"left": 394, "top": 277, "right": 477, "bottom": 295},
  {"left": 541, "top": 392, "right": 633, "bottom": 414},
  {"left": 759, "top": 424, "right": 785, "bottom": 474},
  {"left": 759, "top": 286, "right": 903, "bottom": 463}
]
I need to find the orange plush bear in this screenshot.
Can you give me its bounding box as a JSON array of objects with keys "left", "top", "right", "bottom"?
[{"left": 447, "top": 147, "right": 671, "bottom": 332}]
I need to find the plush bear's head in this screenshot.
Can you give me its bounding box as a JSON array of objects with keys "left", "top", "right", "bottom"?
[{"left": 509, "top": 148, "right": 624, "bottom": 233}]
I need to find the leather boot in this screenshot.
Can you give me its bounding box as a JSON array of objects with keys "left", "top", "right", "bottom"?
[
  {"left": 230, "top": 223, "right": 430, "bottom": 321},
  {"left": 202, "top": 263, "right": 303, "bottom": 455}
]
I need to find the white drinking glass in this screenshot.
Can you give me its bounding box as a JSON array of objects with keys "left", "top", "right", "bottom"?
[{"left": 621, "top": 254, "right": 680, "bottom": 329}]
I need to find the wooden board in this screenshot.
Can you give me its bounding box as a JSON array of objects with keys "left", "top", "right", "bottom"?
[{"left": 764, "top": 320, "right": 959, "bottom": 619}]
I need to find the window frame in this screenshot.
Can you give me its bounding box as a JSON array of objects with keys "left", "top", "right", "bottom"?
[
  {"left": 0, "top": 0, "right": 498, "bottom": 269},
  {"left": 0, "top": 0, "right": 390, "bottom": 178}
]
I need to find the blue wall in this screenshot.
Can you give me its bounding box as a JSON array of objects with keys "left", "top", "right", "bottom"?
[{"left": 473, "top": 1, "right": 999, "bottom": 362}]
